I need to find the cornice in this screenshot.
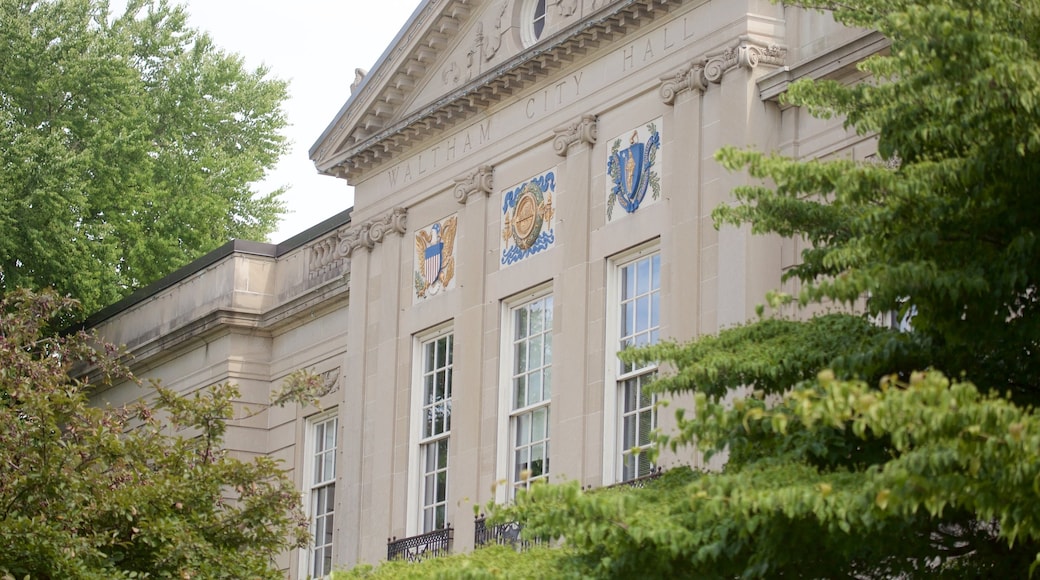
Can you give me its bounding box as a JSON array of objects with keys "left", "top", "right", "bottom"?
[
  {"left": 757, "top": 30, "right": 888, "bottom": 103},
  {"left": 553, "top": 113, "right": 597, "bottom": 156},
  {"left": 318, "top": 0, "right": 676, "bottom": 182}
]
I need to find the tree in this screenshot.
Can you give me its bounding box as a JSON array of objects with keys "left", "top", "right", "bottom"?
[
  {"left": 0, "top": 289, "right": 309, "bottom": 579},
  {"left": 0, "top": 0, "right": 289, "bottom": 317},
  {"left": 342, "top": 0, "right": 1040, "bottom": 577}
]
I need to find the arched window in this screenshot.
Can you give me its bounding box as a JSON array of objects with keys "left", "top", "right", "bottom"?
[{"left": 520, "top": 0, "right": 547, "bottom": 47}]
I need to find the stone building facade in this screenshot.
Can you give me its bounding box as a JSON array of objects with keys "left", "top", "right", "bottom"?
[{"left": 87, "top": 0, "right": 885, "bottom": 576}]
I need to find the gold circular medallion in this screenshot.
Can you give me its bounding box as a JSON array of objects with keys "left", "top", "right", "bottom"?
[
  {"left": 510, "top": 182, "right": 545, "bottom": 251},
  {"left": 514, "top": 194, "right": 538, "bottom": 239}
]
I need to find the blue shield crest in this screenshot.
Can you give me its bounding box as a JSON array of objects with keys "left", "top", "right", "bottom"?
[{"left": 607, "top": 125, "right": 661, "bottom": 217}]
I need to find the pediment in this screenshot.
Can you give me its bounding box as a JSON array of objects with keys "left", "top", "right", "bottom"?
[
  {"left": 310, "top": 0, "right": 678, "bottom": 184},
  {"left": 310, "top": 0, "right": 482, "bottom": 177}
]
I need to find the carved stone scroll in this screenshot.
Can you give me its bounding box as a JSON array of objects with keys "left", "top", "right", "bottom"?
[
  {"left": 704, "top": 37, "right": 788, "bottom": 84},
  {"left": 366, "top": 206, "right": 409, "bottom": 245},
  {"left": 453, "top": 165, "right": 494, "bottom": 204},
  {"left": 307, "top": 207, "right": 408, "bottom": 277},
  {"left": 553, "top": 114, "right": 598, "bottom": 156},
  {"left": 659, "top": 62, "right": 707, "bottom": 105}
]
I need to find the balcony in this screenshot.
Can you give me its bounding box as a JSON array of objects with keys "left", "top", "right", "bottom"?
[
  {"left": 387, "top": 525, "right": 453, "bottom": 562},
  {"left": 473, "top": 515, "right": 539, "bottom": 550}
]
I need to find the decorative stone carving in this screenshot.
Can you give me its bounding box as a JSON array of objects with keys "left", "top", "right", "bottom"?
[
  {"left": 350, "top": 68, "right": 367, "bottom": 94},
  {"left": 659, "top": 62, "right": 708, "bottom": 104},
  {"left": 553, "top": 114, "right": 598, "bottom": 156},
  {"left": 453, "top": 165, "right": 494, "bottom": 204},
  {"left": 484, "top": 2, "right": 507, "bottom": 62},
  {"left": 554, "top": 0, "right": 578, "bottom": 17},
  {"left": 318, "top": 367, "right": 341, "bottom": 397},
  {"left": 704, "top": 37, "right": 787, "bottom": 84},
  {"left": 365, "top": 206, "right": 409, "bottom": 245},
  {"left": 336, "top": 226, "right": 362, "bottom": 258},
  {"left": 309, "top": 235, "right": 341, "bottom": 277},
  {"left": 307, "top": 207, "right": 408, "bottom": 277}
]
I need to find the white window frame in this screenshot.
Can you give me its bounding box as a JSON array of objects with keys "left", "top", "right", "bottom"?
[
  {"left": 519, "top": 0, "right": 547, "bottom": 47},
  {"left": 407, "top": 324, "right": 454, "bottom": 535},
  {"left": 301, "top": 409, "right": 339, "bottom": 579},
  {"left": 603, "top": 243, "right": 661, "bottom": 484},
  {"left": 496, "top": 286, "right": 554, "bottom": 502}
]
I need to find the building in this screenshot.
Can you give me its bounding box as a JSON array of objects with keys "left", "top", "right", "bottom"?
[{"left": 87, "top": 0, "right": 885, "bottom": 576}]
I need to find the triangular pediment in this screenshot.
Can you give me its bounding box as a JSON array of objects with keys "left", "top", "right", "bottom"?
[
  {"left": 310, "top": 0, "right": 484, "bottom": 177},
  {"left": 311, "top": 0, "right": 681, "bottom": 184}
]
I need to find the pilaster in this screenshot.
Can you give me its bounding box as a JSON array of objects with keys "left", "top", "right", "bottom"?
[
  {"left": 550, "top": 114, "right": 598, "bottom": 486},
  {"left": 449, "top": 165, "right": 493, "bottom": 550}
]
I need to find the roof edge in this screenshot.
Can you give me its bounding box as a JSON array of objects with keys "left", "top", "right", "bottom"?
[{"left": 81, "top": 207, "right": 354, "bottom": 330}]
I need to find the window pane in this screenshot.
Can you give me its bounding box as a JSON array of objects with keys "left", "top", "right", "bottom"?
[
  {"left": 438, "top": 438, "right": 449, "bottom": 468},
  {"left": 533, "top": 0, "right": 546, "bottom": 38},
  {"left": 529, "top": 334, "right": 543, "bottom": 369},
  {"left": 516, "top": 413, "right": 530, "bottom": 445},
  {"left": 425, "top": 342, "right": 436, "bottom": 374},
  {"left": 516, "top": 340, "right": 528, "bottom": 374},
  {"left": 531, "top": 302, "right": 544, "bottom": 335},
  {"left": 325, "top": 419, "right": 337, "bottom": 450},
  {"left": 636, "top": 257, "right": 650, "bottom": 295},
  {"left": 622, "top": 303, "right": 635, "bottom": 337},
  {"left": 324, "top": 514, "right": 334, "bottom": 543},
  {"left": 533, "top": 407, "right": 547, "bottom": 440},
  {"left": 515, "top": 446, "right": 529, "bottom": 477},
  {"left": 324, "top": 454, "right": 335, "bottom": 482},
  {"left": 424, "top": 374, "right": 435, "bottom": 405},
  {"left": 528, "top": 368, "right": 542, "bottom": 405},
  {"left": 514, "top": 375, "right": 527, "bottom": 409},
  {"left": 530, "top": 443, "right": 546, "bottom": 477},
  {"left": 515, "top": 307, "right": 528, "bottom": 340},
  {"left": 436, "top": 338, "right": 447, "bottom": 368}
]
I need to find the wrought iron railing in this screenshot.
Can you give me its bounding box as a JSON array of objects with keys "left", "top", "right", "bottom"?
[
  {"left": 387, "top": 525, "right": 453, "bottom": 562},
  {"left": 472, "top": 469, "right": 665, "bottom": 552},
  {"left": 606, "top": 466, "right": 664, "bottom": 490},
  {"left": 473, "top": 515, "right": 534, "bottom": 549}
]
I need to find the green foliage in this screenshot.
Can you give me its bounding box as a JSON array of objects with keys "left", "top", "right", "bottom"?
[
  {"left": 0, "top": 0, "right": 289, "bottom": 317},
  {"left": 0, "top": 289, "right": 308, "bottom": 579},
  {"left": 499, "top": 373, "right": 1040, "bottom": 578},
  {"left": 332, "top": 544, "right": 574, "bottom": 580},
  {"left": 714, "top": 0, "right": 1040, "bottom": 399}
]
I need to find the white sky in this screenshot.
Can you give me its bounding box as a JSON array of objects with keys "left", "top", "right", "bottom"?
[{"left": 180, "top": 1, "right": 423, "bottom": 243}]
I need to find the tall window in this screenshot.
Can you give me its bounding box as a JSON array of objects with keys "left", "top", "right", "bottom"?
[
  {"left": 508, "top": 294, "right": 553, "bottom": 493},
  {"left": 617, "top": 251, "right": 660, "bottom": 481},
  {"left": 307, "top": 413, "right": 338, "bottom": 578},
  {"left": 419, "top": 333, "right": 453, "bottom": 532}
]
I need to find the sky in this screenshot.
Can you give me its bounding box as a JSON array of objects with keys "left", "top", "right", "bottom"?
[{"left": 178, "top": 1, "right": 423, "bottom": 243}]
